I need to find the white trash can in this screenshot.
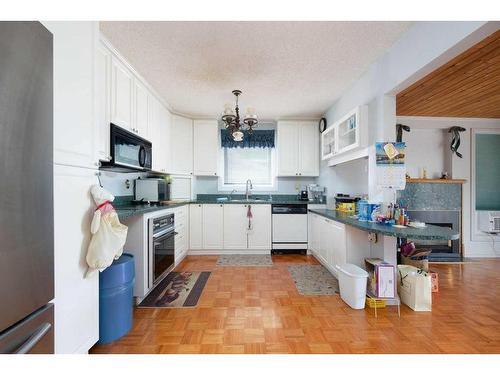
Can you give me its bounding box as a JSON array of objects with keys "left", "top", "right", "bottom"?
[{"left": 336, "top": 264, "right": 368, "bottom": 309}]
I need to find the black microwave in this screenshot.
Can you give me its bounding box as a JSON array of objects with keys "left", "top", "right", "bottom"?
[{"left": 101, "top": 124, "right": 152, "bottom": 172}]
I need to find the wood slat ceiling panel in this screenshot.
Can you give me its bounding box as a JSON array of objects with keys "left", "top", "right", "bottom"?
[{"left": 396, "top": 29, "right": 500, "bottom": 118}]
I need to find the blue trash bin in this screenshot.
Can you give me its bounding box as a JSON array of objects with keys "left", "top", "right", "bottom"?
[{"left": 98, "top": 253, "right": 135, "bottom": 344}]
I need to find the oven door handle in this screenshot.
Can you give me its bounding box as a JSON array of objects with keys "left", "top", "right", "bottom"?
[{"left": 153, "top": 228, "right": 176, "bottom": 239}]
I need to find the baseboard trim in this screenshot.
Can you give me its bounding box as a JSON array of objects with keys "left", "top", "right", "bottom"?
[{"left": 187, "top": 249, "right": 271, "bottom": 255}]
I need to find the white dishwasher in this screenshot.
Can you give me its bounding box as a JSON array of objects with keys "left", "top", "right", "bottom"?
[{"left": 271, "top": 204, "right": 308, "bottom": 254}]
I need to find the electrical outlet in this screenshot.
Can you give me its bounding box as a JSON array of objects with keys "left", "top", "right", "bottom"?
[{"left": 368, "top": 232, "right": 377, "bottom": 243}]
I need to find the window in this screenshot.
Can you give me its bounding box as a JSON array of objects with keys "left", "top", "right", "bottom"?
[{"left": 220, "top": 147, "right": 276, "bottom": 190}]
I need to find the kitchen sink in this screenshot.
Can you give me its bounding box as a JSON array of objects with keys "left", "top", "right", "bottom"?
[{"left": 229, "top": 198, "right": 271, "bottom": 203}]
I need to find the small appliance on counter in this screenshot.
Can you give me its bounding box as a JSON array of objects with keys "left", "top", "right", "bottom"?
[
  {"left": 307, "top": 184, "right": 325, "bottom": 202},
  {"left": 135, "top": 177, "right": 170, "bottom": 203},
  {"left": 299, "top": 189, "right": 309, "bottom": 201}
]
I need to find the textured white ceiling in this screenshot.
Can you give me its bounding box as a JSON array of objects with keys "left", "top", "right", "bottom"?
[{"left": 100, "top": 21, "right": 412, "bottom": 120}]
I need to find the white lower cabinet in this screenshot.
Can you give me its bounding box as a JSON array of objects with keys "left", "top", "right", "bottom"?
[
  {"left": 247, "top": 205, "right": 271, "bottom": 250},
  {"left": 174, "top": 205, "right": 189, "bottom": 265},
  {"left": 308, "top": 213, "right": 347, "bottom": 277},
  {"left": 202, "top": 204, "right": 224, "bottom": 249},
  {"left": 189, "top": 204, "right": 225, "bottom": 251},
  {"left": 189, "top": 204, "right": 203, "bottom": 250},
  {"left": 189, "top": 204, "right": 271, "bottom": 253},
  {"left": 54, "top": 165, "right": 98, "bottom": 354},
  {"left": 222, "top": 204, "right": 272, "bottom": 250},
  {"left": 223, "top": 205, "right": 249, "bottom": 249}
]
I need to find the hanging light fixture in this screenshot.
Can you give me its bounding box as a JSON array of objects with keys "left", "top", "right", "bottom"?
[{"left": 221, "top": 90, "right": 258, "bottom": 141}]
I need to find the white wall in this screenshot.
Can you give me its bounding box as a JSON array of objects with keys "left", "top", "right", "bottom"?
[
  {"left": 99, "top": 171, "right": 147, "bottom": 197},
  {"left": 316, "top": 157, "right": 369, "bottom": 207},
  {"left": 397, "top": 116, "right": 500, "bottom": 257},
  {"left": 400, "top": 127, "right": 449, "bottom": 179},
  {"left": 318, "top": 21, "right": 495, "bottom": 203}
]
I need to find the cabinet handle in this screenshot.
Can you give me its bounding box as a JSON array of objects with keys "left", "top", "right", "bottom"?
[{"left": 214, "top": 173, "right": 217, "bottom": 176}]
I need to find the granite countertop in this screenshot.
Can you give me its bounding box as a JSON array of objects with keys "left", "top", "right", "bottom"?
[
  {"left": 309, "top": 209, "right": 460, "bottom": 241},
  {"left": 115, "top": 194, "right": 326, "bottom": 220}
]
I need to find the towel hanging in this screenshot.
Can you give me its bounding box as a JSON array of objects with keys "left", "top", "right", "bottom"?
[
  {"left": 449, "top": 126, "right": 466, "bottom": 158},
  {"left": 246, "top": 205, "right": 253, "bottom": 230}
]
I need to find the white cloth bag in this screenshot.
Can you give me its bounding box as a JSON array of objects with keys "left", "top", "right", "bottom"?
[
  {"left": 85, "top": 185, "right": 128, "bottom": 277},
  {"left": 397, "top": 265, "right": 432, "bottom": 311}
]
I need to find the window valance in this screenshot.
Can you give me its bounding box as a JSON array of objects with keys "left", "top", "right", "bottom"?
[{"left": 220, "top": 129, "right": 275, "bottom": 148}]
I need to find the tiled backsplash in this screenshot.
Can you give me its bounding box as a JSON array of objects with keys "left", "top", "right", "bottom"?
[{"left": 397, "top": 182, "right": 462, "bottom": 210}]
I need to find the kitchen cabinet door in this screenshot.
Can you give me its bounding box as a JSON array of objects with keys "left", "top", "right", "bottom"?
[
  {"left": 248, "top": 204, "right": 272, "bottom": 250},
  {"left": 319, "top": 217, "right": 336, "bottom": 266},
  {"left": 46, "top": 21, "right": 98, "bottom": 169},
  {"left": 277, "top": 121, "right": 299, "bottom": 176},
  {"left": 223, "top": 205, "right": 248, "bottom": 249},
  {"left": 133, "top": 79, "right": 149, "bottom": 140},
  {"left": 308, "top": 213, "right": 320, "bottom": 254},
  {"left": 94, "top": 39, "right": 111, "bottom": 163},
  {"left": 149, "top": 96, "right": 169, "bottom": 173},
  {"left": 171, "top": 115, "right": 194, "bottom": 175},
  {"left": 298, "top": 122, "right": 319, "bottom": 176},
  {"left": 202, "top": 204, "right": 224, "bottom": 249},
  {"left": 158, "top": 104, "right": 171, "bottom": 173},
  {"left": 193, "top": 120, "right": 219, "bottom": 176},
  {"left": 110, "top": 56, "right": 133, "bottom": 131},
  {"left": 54, "top": 165, "right": 98, "bottom": 353},
  {"left": 189, "top": 204, "right": 203, "bottom": 250},
  {"left": 331, "top": 221, "right": 347, "bottom": 273}
]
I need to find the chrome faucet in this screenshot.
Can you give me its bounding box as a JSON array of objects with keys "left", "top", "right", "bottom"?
[{"left": 245, "top": 179, "right": 253, "bottom": 201}]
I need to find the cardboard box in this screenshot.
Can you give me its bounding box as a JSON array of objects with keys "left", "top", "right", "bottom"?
[{"left": 365, "top": 258, "right": 395, "bottom": 298}]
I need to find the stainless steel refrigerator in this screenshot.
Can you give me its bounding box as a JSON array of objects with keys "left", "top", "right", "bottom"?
[{"left": 0, "top": 21, "right": 54, "bottom": 354}]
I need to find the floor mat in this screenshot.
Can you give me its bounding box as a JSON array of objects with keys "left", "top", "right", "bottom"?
[
  {"left": 216, "top": 254, "right": 273, "bottom": 266},
  {"left": 138, "top": 271, "right": 210, "bottom": 308},
  {"left": 288, "top": 264, "right": 339, "bottom": 295}
]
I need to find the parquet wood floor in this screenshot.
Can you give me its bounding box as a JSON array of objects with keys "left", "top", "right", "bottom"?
[{"left": 90, "top": 255, "right": 500, "bottom": 354}]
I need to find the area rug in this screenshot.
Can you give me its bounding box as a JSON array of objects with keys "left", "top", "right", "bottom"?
[
  {"left": 138, "top": 271, "right": 210, "bottom": 308},
  {"left": 216, "top": 254, "right": 273, "bottom": 266},
  {"left": 288, "top": 265, "right": 339, "bottom": 295}
]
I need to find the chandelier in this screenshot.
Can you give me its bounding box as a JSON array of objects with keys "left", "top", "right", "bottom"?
[{"left": 221, "top": 90, "right": 258, "bottom": 141}]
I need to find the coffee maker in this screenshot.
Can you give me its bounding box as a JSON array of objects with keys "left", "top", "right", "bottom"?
[{"left": 307, "top": 184, "right": 325, "bottom": 202}]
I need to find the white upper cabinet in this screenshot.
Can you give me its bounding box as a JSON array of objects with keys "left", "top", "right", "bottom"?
[
  {"left": 158, "top": 104, "right": 171, "bottom": 173},
  {"left": 277, "top": 121, "right": 299, "bottom": 176},
  {"left": 298, "top": 122, "right": 319, "bottom": 176},
  {"left": 133, "top": 79, "right": 150, "bottom": 139},
  {"left": 171, "top": 115, "right": 194, "bottom": 175},
  {"left": 193, "top": 120, "right": 219, "bottom": 176},
  {"left": 149, "top": 95, "right": 170, "bottom": 173},
  {"left": 321, "top": 105, "right": 368, "bottom": 163},
  {"left": 247, "top": 204, "right": 272, "bottom": 250},
  {"left": 277, "top": 121, "right": 319, "bottom": 177},
  {"left": 321, "top": 124, "right": 336, "bottom": 160},
  {"left": 110, "top": 56, "right": 133, "bottom": 131},
  {"left": 94, "top": 39, "right": 111, "bottom": 162},
  {"left": 223, "top": 205, "right": 248, "bottom": 249},
  {"left": 48, "top": 21, "right": 98, "bottom": 169}
]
